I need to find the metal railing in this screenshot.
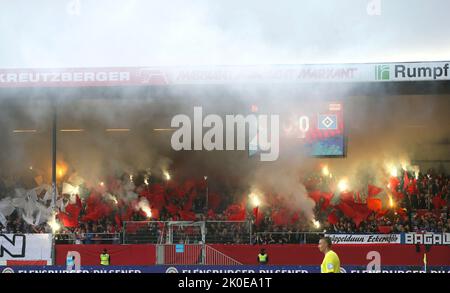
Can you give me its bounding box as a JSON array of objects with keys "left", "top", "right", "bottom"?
[
  {"left": 54, "top": 232, "right": 121, "bottom": 244},
  {"left": 123, "top": 221, "right": 166, "bottom": 244},
  {"left": 255, "top": 231, "right": 324, "bottom": 244},
  {"left": 205, "top": 221, "right": 251, "bottom": 244},
  {"left": 123, "top": 220, "right": 252, "bottom": 244}
]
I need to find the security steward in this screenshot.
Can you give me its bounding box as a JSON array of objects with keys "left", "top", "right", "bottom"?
[
  {"left": 100, "top": 248, "right": 110, "bottom": 266},
  {"left": 257, "top": 248, "right": 269, "bottom": 265}
]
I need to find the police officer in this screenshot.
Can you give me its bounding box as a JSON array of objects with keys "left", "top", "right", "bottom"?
[
  {"left": 100, "top": 248, "right": 110, "bottom": 266},
  {"left": 257, "top": 248, "right": 269, "bottom": 265}
]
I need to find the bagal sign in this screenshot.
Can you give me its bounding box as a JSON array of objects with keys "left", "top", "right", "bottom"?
[
  {"left": 0, "top": 61, "right": 449, "bottom": 88},
  {"left": 403, "top": 233, "right": 450, "bottom": 245},
  {"left": 0, "top": 234, "right": 52, "bottom": 265}
]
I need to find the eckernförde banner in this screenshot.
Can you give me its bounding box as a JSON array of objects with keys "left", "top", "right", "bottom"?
[
  {"left": 325, "top": 234, "right": 401, "bottom": 244},
  {"left": 1, "top": 265, "right": 449, "bottom": 274}
]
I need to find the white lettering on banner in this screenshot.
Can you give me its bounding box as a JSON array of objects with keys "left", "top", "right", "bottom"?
[
  {"left": 325, "top": 234, "right": 401, "bottom": 244},
  {"left": 0, "top": 234, "right": 52, "bottom": 264},
  {"left": 297, "top": 68, "right": 357, "bottom": 80},
  {"left": 366, "top": 251, "right": 381, "bottom": 272},
  {"left": 66, "top": 251, "right": 81, "bottom": 271},
  {"left": 404, "top": 233, "right": 450, "bottom": 245},
  {"left": 0, "top": 235, "right": 25, "bottom": 257},
  {"left": 0, "top": 71, "right": 131, "bottom": 84}
]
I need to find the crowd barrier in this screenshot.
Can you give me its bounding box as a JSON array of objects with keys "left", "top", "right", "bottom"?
[{"left": 54, "top": 243, "right": 450, "bottom": 266}]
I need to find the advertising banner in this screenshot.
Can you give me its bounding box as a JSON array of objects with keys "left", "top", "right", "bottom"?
[
  {"left": 0, "top": 62, "right": 449, "bottom": 88},
  {"left": 0, "top": 234, "right": 52, "bottom": 265},
  {"left": 325, "top": 234, "right": 401, "bottom": 244},
  {"left": 1, "top": 265, "right": 449, "bottom": 274}
]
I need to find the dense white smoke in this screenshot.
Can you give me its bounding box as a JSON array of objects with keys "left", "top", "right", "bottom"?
[{"left": 1, "top": 0, "right": 450, "bottom": 68}]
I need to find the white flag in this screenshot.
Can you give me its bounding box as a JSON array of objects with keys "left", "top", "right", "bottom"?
[
  {"left": 0, "top": 211, "right": 7, "bottom": 227},
  {"left": 0, "top": 197, "right": 15, "bottom": 217}
]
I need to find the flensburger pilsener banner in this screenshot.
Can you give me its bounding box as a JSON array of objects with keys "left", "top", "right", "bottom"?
[
  {"left": 1, "top": 265, "right": 449, "bottom": 273},
  {"left": 0, "top": 234, "right": 52, "bottom": 265},
  {"left": 325, "top": 234, "right": 401, "bottom": 244}
]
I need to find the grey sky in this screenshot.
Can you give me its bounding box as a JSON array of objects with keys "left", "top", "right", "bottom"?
[{"left": 0, "top": 0, "right": 449, "bottom": 68}]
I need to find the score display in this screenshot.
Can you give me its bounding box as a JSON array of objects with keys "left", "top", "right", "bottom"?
[{"left": 280, "top": 102, "right": 345, "bottom": 157}]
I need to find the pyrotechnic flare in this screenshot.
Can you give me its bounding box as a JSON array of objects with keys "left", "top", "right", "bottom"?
[
  {"left": 164, "top": 171, "right": 171, "bottom": 180},
  {"left": 401, "top": 162, "right": 408, "bottom": 171},
  {"left": 142, "top": 206, "right": 152, "bottom": 218},
  {"left": 129, "top": 174, "right": 134, "bottom": 182},
  {"left": 48, "top": 213, "right": 61, "bottom": 233},
  {"left": 144, "top": 177, "right": 149, "bottom": 185},
  {"left": 389, "top": 195, "right": 394, "bottom": 208},
  {"left": 321, "top": 165, "right": 330, "bottom": 177},
  {"left": 413, "top": 166, "right": 420, "bottom": 179},
  {"left": 56, "top": 162, "right": 68, "bottom": 179},
  {"left": 313, "top": 219, "right": 321, "bottom": 229},
  {"left": 136, "top": 198, "right": 152, "bottom": 218},
  {"left": 99, "top": 182, "right": 104, "bottom": 187},
  {"left": 249, "top": 193, "right": 261, "bottom": 207},
  {"left": 389, "top": 165, "right": 398, "bottom": 177},
  {"left": 338, "top": 179, "right": 349, "bottom": 192}
]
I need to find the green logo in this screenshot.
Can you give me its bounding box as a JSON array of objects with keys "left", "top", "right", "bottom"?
[{"left": 375, "top": 64, "right": 390, "bottom": 80}]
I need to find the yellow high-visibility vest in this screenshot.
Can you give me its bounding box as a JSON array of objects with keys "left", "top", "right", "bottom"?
[
  {"left": 258, "top": 253, "right": 268, "bottom": 263},
  {"left": 100, "top": 253, "right": 110, "bottom": 266}
]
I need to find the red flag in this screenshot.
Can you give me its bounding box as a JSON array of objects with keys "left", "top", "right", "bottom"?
[
  {"left": 403, "top": 171, "right": 410, "bottom": 190},
  {"left": 392, "top": 190, "right": 404, "bottom": 201},
  {"left": 166, "top": 203, "right": 179, "bottom": 216},
  {"left": 115, "top": 214, "right": 122, "bottom": 229},
  {"left": 151, "top": 208, "right": 160, "bottom": 220},
  {"left": 337, "top": 202, "right": 355, "bottom": 218},
  {"left": 352, "top": 203, "right": 371, "bottom": 227},
  {"left": 308, "top": 190, "right": 322, "bottom": 204},
  {"left": 291, "top": 212, "right": 299, "bottom": 224},
  {"left": 327, "top": 211, "right": 339, "bottom": 225},
  {"left": 340, "top": 191, "right": 355, "bottom": 204},
  {"left": 432, "top": 196, "right": 446, "bottom": 210},
  {"left": 208, "top": 192, "right": 221, "bottom": 210},
  {"left": 408, "top": 179, "right": 418, "bottom": 195},
  {"left": 179, "top": 210, "right": 196, "bottom": 221},
  {"left": 368, "top": 185, "right": 383, "bottom": 197},
  {"left": 367, "top": 198, "right": 382, "bottom": 212},
  {"left": 253, "top": 206, "right": 263, "bottom": 226},
  {"left": 253, "top": 206, "right": 259, "bottom": 218},
  {"left": 376, "top": 209, "right": 389, "bottom": 218},
  {"left": 321, "top": 192, "right": 334, "bottom": 210},
  {"left": 225, "top": 204, "right": 246, "bottom": 221},
  {"left": 183, "top": 195, "right": 194, "bottom": 211},
  {"left": 378, "top": 225, "right": 392, "bottom": 233},
  {"left": 58, "top": 212, "right": 78, "bottom": 227},
  {"left": 389, "top": 177, "right": 400, "bottom": 192}
]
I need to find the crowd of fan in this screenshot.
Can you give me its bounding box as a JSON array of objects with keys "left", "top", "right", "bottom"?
[{"left": 1, "top": 169, "right": 449, "bottom": 245}]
